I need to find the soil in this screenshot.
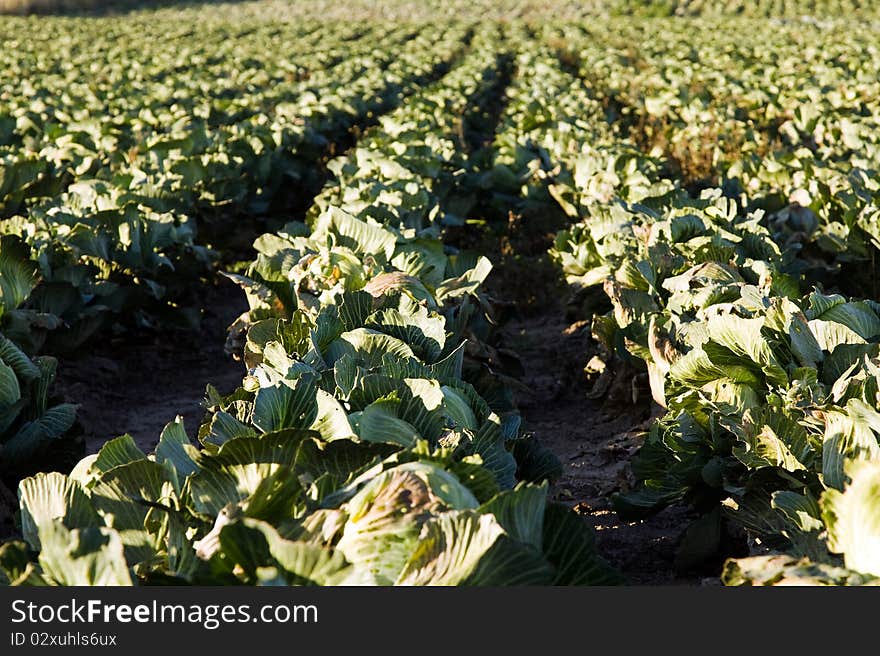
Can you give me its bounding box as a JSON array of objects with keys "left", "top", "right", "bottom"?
[
  {"left": 475, "top": 196, "right": 704, "bottom": 585},
  {"left": 54, "top": 275, "right": 248, "bottom": 455},
  {"left": 498, "top": 306, "right": 702, "bottom": 584}
]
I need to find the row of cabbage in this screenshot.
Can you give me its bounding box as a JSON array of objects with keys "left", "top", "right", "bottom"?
[
  {"left": 559, "top": 18, "right": 880, "bottom": 296},
  {"left": 0, "top": 18, "right": 447, "bottom": 349},
  {"left": 1, "top": 19, "right": 423, "bottom": 217},
  {"left": 0, "top": 19, "right": 475, "bottom": 477},
  {"left": 608, "top": 0, "right": 879, "bottom": 16},
  {"left": 487, "top": 27, "right": 666, "bottom": 220},
  {"left": 5, "top": 0, "right": 877, "bottom": 18},
  {"left": 136, "top": 0, "right": 880, "bottom": 22},
  {"left": 0, "top": 17, "right": 402, "bottom": 349},
  {"left": 0, "top": 25, "right": 620, "bottom": 586},
  {"left": 487, "top": 31, "right": 880, "bottom": 585}
]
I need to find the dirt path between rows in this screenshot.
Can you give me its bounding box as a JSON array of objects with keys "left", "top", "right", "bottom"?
[
  {"left": 497, "top": 305, "right": 702, "bottom": 584},
  {"left": 0, "top": 276, "right": 247, "bottom": 541},
  {"left": 474, "top": 200, "right": 705, "bottom": 584},
  {"left": 55, "top": 276, "right": 247, "bottom": 455}
]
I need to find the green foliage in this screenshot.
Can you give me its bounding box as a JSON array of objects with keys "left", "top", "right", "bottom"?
[
  {"left": 0, "top": 20, "right": 614, "bottom": 586},
  {"left": 6, "top": 0, "right": 879, "bottom": 587},
  {"left": 494, "top": 21, "right": 880, "bottom": 584}
]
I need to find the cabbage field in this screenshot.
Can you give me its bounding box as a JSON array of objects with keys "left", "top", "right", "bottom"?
[{"left": 1, "top": 0, "right": 879, "bottom": 586}]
